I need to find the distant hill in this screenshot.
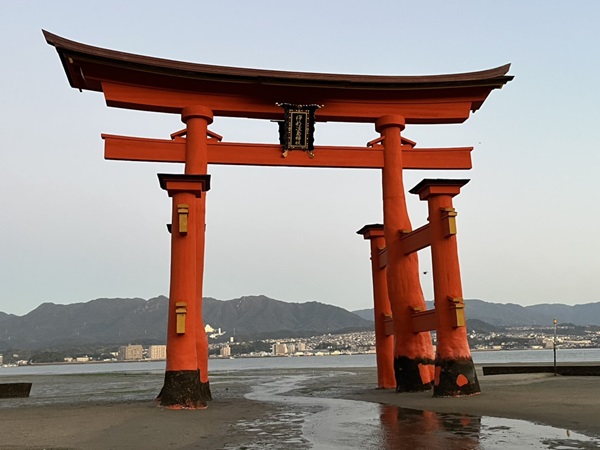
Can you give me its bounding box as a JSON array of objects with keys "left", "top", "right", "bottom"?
[
  {"left": 0, "top": 297, "right": 168, "bottom": 350},
  {"left": 352, "top": 300, "right": 600, "bottom": 327},
  {"left": 0, "top": 311, "right": 15, "bottom": 323},
  {"left": 352, "top": 308, "right": 374, "bottom": 322},
  {"left": 0, "top": 295, "right": 372, "bottom": 351},
  {"left": 3, "top": 296, "right": 600, "bottom": 352},
  {"left": 203, "top": 295, "right": 371, "bottom": 336},
  {"left": 526, "top": 303, "right": 600, "bottom": 326}
]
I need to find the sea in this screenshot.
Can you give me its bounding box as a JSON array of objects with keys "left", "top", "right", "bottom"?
[
  {"left": 2, "top": 348, "right": 600, "bottom": 449},
  {"left": 1, "top": 347, "right": 599, "bottom": 376}
]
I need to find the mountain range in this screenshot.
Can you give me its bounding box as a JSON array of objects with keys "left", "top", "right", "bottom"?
[
  {"left": 1, "top": 296, "right": 599, "bottom": 352},
  {"left": 0, "top": 295, "right": 371, "bottom": 351}
]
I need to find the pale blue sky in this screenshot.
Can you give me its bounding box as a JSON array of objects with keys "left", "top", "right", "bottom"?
[{"left": 1, "top": 1, "right": 599, "bottom": 315}]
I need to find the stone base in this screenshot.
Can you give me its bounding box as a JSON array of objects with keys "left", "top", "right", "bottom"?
[
  {"left": 394, "top": 356, "right": 434, "bottom": 392},
  {"left": 200, "top": 380, "right": 212, "bottom": 402},
  {"left": 157, "top": 370, "right": 212, "bottom": 409},
  {"left": 433, "top": 356, "right": 481, "bottom": 397},
  {"left": 0, "top": 383, "right": 32, "bottom": 398}
]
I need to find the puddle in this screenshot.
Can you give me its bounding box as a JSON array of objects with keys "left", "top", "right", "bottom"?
[{"left": 236, "top": 375, "right": 600, "bottom": 450}]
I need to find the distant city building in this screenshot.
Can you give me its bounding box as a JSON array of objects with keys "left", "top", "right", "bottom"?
[
  {"left": 0, "top": 354, "right": 3, "bottom": 365},
  {"left": 296, "top": 342, "right": 306, "bottom": 352},
  {"left": 149, "top": 345, "right": 167, "bottom": 360},
  {"left": 220, "top": 345, "right": 231, "bottom": 357},
  {"left": 272, "top": 343, "right": 288, "bottom": 355},
  {"left": 118, "top": 344, "right": 143, "bottom": 361}
]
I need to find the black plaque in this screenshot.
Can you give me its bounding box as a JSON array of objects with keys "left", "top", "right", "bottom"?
[{"left": 277, "top": 103, "right": 321, "bottom": 157}]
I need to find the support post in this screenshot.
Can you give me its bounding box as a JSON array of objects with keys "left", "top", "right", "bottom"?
[
  {"left": 357, "top": 224, "right": 395, "bottom": 389},
  {"left": 182, "top": 106, "right": 213, "bottom": 399},
  {"left": 376, "top": 116, "right": 435, "bottom": 392},
  {"left": 158, "top": 174, "right": 211, "bottom": 409},
  {"left": 409, "top": 179, "right": 480, "bottom": 396},
  {"left": 553, "top": 318, "right": 558, "bottom": 376}
]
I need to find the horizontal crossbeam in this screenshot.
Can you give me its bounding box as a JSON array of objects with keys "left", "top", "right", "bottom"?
[
  {"left": 411, "top": 308, "right": 438, "bottom": 333},
  {"left": 399, "top": 224, "right": 432, "bottom": 255},
  {"left": 102, "top": 134, "right": 473, "bottom": 170}
]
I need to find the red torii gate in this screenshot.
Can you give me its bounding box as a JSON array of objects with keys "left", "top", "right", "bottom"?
[{"left": 45, "top": 30, "right": 512, "bottom": 408}]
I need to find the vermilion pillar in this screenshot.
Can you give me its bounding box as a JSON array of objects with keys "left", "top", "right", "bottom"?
[
  {"left": 182, "top": 106, "right": 213, "bottom": 398},
  {"left": 376, "top": 116, "right": 435, "bottom": 391},
  {"left": 409, "top": 179, "right": 480, "bottom": 396},
  {"left": 356, "top": 224, "right": 395, "bottom": 389},
  {"left": 158, "top": 173, "right": 211, "bottom": 409}
]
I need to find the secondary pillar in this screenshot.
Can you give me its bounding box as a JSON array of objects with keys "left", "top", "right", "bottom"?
[
  {"left": 409, "top": 179, "right": 480, "bottom": 396},
  {"left": 182, "top": 106, "right": 213, "bottom": 397},
  {"left": 357, "top": 224, "right": 395, "bottom": 389},
  {"left": 158, "top": 173, "right": 211, "bottom": 409},
  {"left": 376, "top": 115, "right": 435, "bottom": 392}
]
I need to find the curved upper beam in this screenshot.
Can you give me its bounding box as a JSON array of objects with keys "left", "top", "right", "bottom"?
[{"left": 44, "top": 30, "right": 513, "bottom": 124}]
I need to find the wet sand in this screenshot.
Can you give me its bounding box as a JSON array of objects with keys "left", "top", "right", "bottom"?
[
  {"left": 1, "top": 366, "right": 599, "bottom": 449},
  {"left": 334, "top": 367, "right": 600, "bottom": 437},
  {"left": 0, "top": 374, "right": 273, "bottom": 450}
]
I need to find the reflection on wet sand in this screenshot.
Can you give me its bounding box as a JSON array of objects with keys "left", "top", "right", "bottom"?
[
  {"left": 379, "top": 405, "right": 480, "bottom": 450},
  {"left": 245, "top": 373, "right": 600, "bottom": 449}
]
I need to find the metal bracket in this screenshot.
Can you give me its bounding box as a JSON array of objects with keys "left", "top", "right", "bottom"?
[
  {"left": 448, "top": 297, "right": 466, "bottom": 328},
  {"left": 441, "top": 207, "right": 458, "bottom": 237},
  {"left": 176, "top": 302, "right": 187, "bottom": 334},
  {"left": 177, "top": 204, "right": 189, "bottom": 235}
]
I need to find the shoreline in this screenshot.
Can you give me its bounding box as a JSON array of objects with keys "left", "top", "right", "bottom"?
[{"left": 4, "top": 345, "right": 600, "bottom": 369}]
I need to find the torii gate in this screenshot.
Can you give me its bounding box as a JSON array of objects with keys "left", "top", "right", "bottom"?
[{"left": 45, "top": 31, "right": 512, "bottom": 408}]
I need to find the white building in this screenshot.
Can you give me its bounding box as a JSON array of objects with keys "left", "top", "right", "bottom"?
[
  {"left": 149, "top": 345, "right": 167, "bottom": 360},
  {"left": 220, "top": 345, "right": 231, "bottom": 357},
  {"left": 117, "top": 344, "right": 143, "bottom": 361},
  {"left": 272, "top": 343, "right": 288, "bottom": 355}
]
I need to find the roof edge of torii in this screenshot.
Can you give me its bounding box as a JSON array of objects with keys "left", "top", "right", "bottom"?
[{"left": 44, "top": 30, "right": 513, "bottom": 124}]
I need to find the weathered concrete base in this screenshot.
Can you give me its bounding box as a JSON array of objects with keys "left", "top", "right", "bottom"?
[
  {"left": 433, "top": 356, "right": 480, "bottom": 397},
  {"left": 158, "top": 370, "right": 211, "bottom": 409},
  {"left": 0, "top": 382, "right": 32, "bottom": 398},
  {"left": 200, "top": 380, "right": 212, "bottom": 402},
  {"left": 394, "top": 356, "right": 434, "bottom": 392}
]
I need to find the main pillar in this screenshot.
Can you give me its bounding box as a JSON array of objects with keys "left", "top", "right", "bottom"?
[
  {"left": 410, "top": 179, "right": 480, "bottom": 396},
  {"left": 182, "top": 106, "right": 213, "bottom": 399},
  {"left": 376, "top": 116, "right": 435, "bottom": 391},
  {"left": 357, "top": 224, "right": 395, "bottom": 389},
  {"left": 158, "top": 174, "right": 212, "bottom": 408}
]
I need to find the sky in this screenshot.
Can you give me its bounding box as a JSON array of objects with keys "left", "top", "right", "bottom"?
[{"left": 1, "top": 1, "right": 599, "bottom": 316}]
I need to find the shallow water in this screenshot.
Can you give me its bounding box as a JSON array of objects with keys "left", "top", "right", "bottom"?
[
  {"left": 241, "top": 373, "right": 600, "bottom": 450},
  {"left": 0, "top": 372, "right": 162, "bottom": 407}
]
